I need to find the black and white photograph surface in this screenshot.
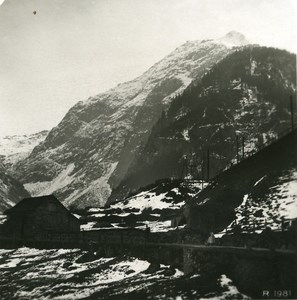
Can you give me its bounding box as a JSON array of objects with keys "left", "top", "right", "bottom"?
[{"left": 0, "top": 0, "right": 296, "bottom": 299}]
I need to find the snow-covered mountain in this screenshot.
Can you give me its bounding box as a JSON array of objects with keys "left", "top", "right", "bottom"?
[
  {"left": 218, "top": 31, "right": 249, "bottom": 48},
  {"left": 11, "top": 32, "right": 248, "bottom": 208},
  {"left": 110, "top": 46, "right": 296, "bottom": 203},
  {"left": 0, "top": 131, "right": 49, "bottom": 168}
]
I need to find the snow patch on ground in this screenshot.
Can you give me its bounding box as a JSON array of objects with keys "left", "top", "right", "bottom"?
[
  {"left": 81, "top": 222, "right": 97, "bottom": 231},
  {"left": 137, "top": 220, "right": 182, "bottom": 233},
  {"left": 111, "top": 191, "right": 185, "bottom": 212},
  {"left": 91, "top": 258, "right": 150, "bottom": 284},
  {"left": 200, "top": 274, "right": 250, "bottom": 299},
  {"left": 181, "top": 129, "right": 190, "bottom": 141}
]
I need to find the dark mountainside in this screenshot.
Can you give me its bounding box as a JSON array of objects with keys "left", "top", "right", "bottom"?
[
  {"left": 109, "top": 47, "right": 296, "bottom": 204},
  {"left": 183, "top": 128, "right": 297, "bottom": 234},
  {"left": 10, "top": 33, "right": 245, "bottom": 209}
]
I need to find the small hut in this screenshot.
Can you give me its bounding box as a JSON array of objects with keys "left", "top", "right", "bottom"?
[{"left": 3, "top": 195, "right": 80, "bottom": 244}]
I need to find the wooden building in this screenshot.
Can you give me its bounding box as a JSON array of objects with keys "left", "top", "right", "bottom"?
[{"left": 2, "top": 195, "right": 80, "bottom": 245}]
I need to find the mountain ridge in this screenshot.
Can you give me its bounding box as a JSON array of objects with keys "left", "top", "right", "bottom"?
[{"left": 10, "top": 32, "right": 247, "bottom": 208}]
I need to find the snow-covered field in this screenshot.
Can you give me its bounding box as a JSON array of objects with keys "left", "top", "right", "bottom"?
[
  {"left": 0, "top": 248, "right": 151, "bottom": 299},
  {"left": 0, "top": 247, "right": 249, "bottom": 300}
]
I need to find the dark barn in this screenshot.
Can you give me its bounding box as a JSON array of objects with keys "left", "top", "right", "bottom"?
[{"left": 1, "top": 195, "right": 80, "bottom": 247}]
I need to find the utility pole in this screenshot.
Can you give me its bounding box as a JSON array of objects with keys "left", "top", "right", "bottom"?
[
  {"left": 207, "top": 149, "right": 210, "bottom": 181},
  {"left": 290, "top": 95, "right": 294, "bottom": 131},
  {"left": 236, "top": 135, "right": 239, "bottom": 163},
  {"left": 201, "top": 161, "right": 204, "bottom": 189},
  {"left": 242, "top": 136, "right": 245, "bottom": 160},
  {"left": 181, "top": 158, "right": 186, "bottom": 180}
]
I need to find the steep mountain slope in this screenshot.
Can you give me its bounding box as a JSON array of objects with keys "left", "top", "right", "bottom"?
[
  {"left": 110, "top": 47, "right": 296, "bottom": 203},
  {"left": 183, "top": 129, "right": 297, "bottom": 234},
  {"left": 0, "top": 131, "right": 49, "bottom": 168},
  {"left": 11, "top": 32, "right": 247, "bottom": 208},
  {"left": 0, "top": 164, "right": 30, "bottom": 213}
]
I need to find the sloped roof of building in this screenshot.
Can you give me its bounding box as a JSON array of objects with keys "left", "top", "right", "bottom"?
[{"left": 4, "top": 195, "right": 79, "bottom": 221}]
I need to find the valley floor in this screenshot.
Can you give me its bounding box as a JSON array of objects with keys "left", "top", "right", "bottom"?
[{"left": 0, "top": 247, "right": 249, "bottom": 300}]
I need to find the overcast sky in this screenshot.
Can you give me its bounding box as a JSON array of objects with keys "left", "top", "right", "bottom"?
[{"left": 0, "top": 0, "right": 296, "bottom": 136}]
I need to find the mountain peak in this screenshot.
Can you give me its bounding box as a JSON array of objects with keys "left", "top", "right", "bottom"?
[{"left": 218, "top": 31, "right": 249, "bottom": 48}]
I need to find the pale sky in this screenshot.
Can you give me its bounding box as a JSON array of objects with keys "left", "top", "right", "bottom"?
[{"left": 0, "top": 0, "right": 296, "bottom": 136}]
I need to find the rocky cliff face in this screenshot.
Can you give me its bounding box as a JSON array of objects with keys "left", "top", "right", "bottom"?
[
  {"left": 0, "top": 166, "right": 30, "bottom": 213},
  {"left": 11, "top": 32, "right": 246, "bottom": 208},
  {"left": 110, "top": 47, "right": 296, "bottom": 203},
  {"left": 0, "top": 131, "right": 48, "bottom": 212}
]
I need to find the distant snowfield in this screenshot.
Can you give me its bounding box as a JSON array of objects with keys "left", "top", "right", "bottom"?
[{"left": 0, "top": 131, "right": 48, "bottom": 166}]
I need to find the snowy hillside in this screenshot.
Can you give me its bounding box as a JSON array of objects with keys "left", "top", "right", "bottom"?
[
  {"left": 80, "top": 179, "right": 202, "bottom": 232},
  {"left": 0, "top": 131, "right": 48, "bottom": 168},
  {"left": 183, "top": 128, "right": 297, "bottom": 235},
  {"left": 227, "top": 167, "right": 297, "bottom": 233},
  {"left": 12, "top": 32, "right": 247, "bottom": 208}
]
